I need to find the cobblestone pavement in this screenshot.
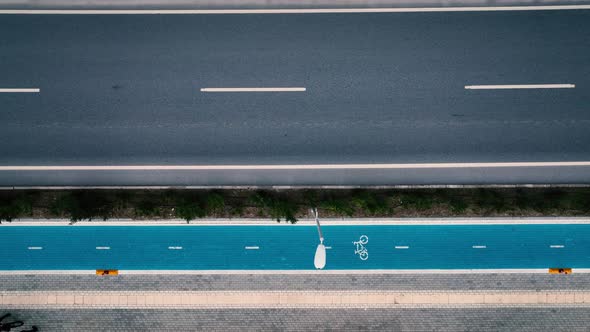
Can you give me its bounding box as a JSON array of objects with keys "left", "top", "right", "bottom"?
[
  {"left": 2, "top": 308, "right": 590, "bottom": 332},
  {"left": 1, "top": 274, "right": 588, "bottom": 292}
]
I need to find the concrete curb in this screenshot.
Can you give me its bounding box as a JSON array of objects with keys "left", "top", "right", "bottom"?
[
  {"left": 1, "top": 269, "right": 588, "bottom": 274},
  {"left": 3, "top": 217, "right": 590, "bottom": 226}
]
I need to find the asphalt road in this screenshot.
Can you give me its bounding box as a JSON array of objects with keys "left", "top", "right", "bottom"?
[
  {"left": 1, "top": 224, "right": 588, "bottom": 270},
  {"left": 1, "top": 10, "right": 590, "bottom": 186}
]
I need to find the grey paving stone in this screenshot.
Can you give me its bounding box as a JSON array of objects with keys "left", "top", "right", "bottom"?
[
  {"left": 1, "top": 273, "right": 589, "bottom": 292},
  {"left": 2, "top": 308, "right": 590, "bottom": 332}
]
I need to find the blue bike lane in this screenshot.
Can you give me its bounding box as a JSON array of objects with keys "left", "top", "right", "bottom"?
[{"left": 0, "top": 224, "right": 589, "bottom": 270}]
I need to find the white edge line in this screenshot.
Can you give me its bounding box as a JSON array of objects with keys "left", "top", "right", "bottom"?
[
  {"left": 201, "top": 87, "right": 305, "bottom": 92},
  {"left": 465, "top": 84, "right": 575, "bottom": 90},
  {"left": 2, "top": 161, "right": 590, "bottom": 171},
  {"left": 395, "top": 246, "right": 410, "bottom": 249},
  {"left": 245, "top": 246, "right": 260, "bottom": 250},
  {"left": 95, "top": 246, "right": 110, "bottom": 250},
  {"left": 550, "top": 245, "right": 565, "bottom": 248},
  {"left": 0, "top": 269, "right": 588, "bottom": 275},
  {"left": 168, "top": 246, "right": 183, "bottom": 250},
  {"left": 472, "top": 245, "right": 487, "bottom": 249},
  {"left": 0, "top": 88, "right": 40, "bottom": 93},
  {"left": 1, "top": 6, "right": 590, "bottom": 14},
  {"left": 27, "top": 246, "right": 43, "bottom": 250}
]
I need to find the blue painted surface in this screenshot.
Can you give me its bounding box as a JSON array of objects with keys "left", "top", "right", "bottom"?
[{"left": 0, "top": 225, "right": 589, "bottom": 270}]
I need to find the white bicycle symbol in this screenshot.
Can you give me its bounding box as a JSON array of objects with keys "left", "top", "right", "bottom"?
[{"left": 353, "top": 235, "right": 369, "bottom": 261}]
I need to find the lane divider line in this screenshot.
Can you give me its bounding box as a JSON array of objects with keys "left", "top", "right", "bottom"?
[
  {"left": 200, "top": 87, "right": 305, "bottom": 92},
  {"left": 472, "top": 245, "right": 487, "bottom": 249},
  {"left": 465, "top": 84, "right": 575, "bottom": 90},
  {"left": 1, "top": 6, "right": 590, "bottom": 14},
  {"left": 95, "top": 246, "right": 110, "bottom": 250},
  {"left": 0, "top": 88, "right": 40, "bottom": 93},
  {"left": 2, "top": 161, "right": 590, "bottom": 171},
  {"left": 168, "top": 246, "right": 183, "bottom": 250},
  {"left": 245, "top": 246, "right": 260, "bottom": 250},
  {"left": 550, "top": 245, "right": 565, "bottom": 248},
  {"left": 395, "top": 246, "right": 410, "bottom": 249},
  {"left": 27, "top": 247, "right": 43, "bottom": 250},
  {"left": 325, "top": 246, "right": 332, "bottom": 250}
]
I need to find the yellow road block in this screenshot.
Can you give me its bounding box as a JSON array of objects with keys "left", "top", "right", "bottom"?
[
  {"left": 96, "top": 269, "right": 119, "bottom": 276},
  {"left": 549, "top": 268, "right": 572, "bottom": 274}
]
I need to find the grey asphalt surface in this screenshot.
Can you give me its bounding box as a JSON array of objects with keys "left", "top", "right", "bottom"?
[
  {"left": 1, "top": 11, "right": 590, "bottom": 186},
  {"left": 4, "top": 308, "right": 590, "bottom": 331}
]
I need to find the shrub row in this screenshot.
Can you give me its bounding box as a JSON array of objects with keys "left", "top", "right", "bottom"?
[{"left": 0, "top": 188, "right": 589, "bottom": 224}]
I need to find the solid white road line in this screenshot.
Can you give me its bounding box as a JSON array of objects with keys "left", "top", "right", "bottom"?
[
  {"left": 472, "top": 245, "right": 487, "bottom": 249},
  {"left": 27, "top": 247, "right": 43, "bottom": 250},
  {"left": 95, "top": 246, "right": 110, "bottom": 250},
  {"left": 550, "top": 245, "right": 565, "bottom": 248},
  {"left": 1, "top": 6, "right": 590, "bottom": 14},
  {"left": 0, "top": 88, "right": 40, "bottom": 93},
  {"left": 200, "top": 87, "right": 305, "bottom": 92},
  {"left": 245, "top": 246, "right": 260, "bottom": 250},
  {"left": 168, "top": 246, "right": 183, "bottom": 250},
  {"left": 465, "top": 84, "right": 575, "bottom": 90},
  {"left": 395, "top": 246, "right": 410, "bottom": 249},
  {"left": 1, "top": 161, "right": 590, "bottom": 171}
]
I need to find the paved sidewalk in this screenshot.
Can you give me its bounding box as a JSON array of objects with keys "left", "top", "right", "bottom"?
[{"left": 2, "top": 290, "right": 590, "bottom": 309}]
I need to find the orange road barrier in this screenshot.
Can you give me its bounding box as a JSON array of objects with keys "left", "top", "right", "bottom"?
[
  {"left": 549, "top": 268, "right": 572, "bottom": 274},
  {"left": 96, "top": 270, "right": 119, "bottom": 276}
]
